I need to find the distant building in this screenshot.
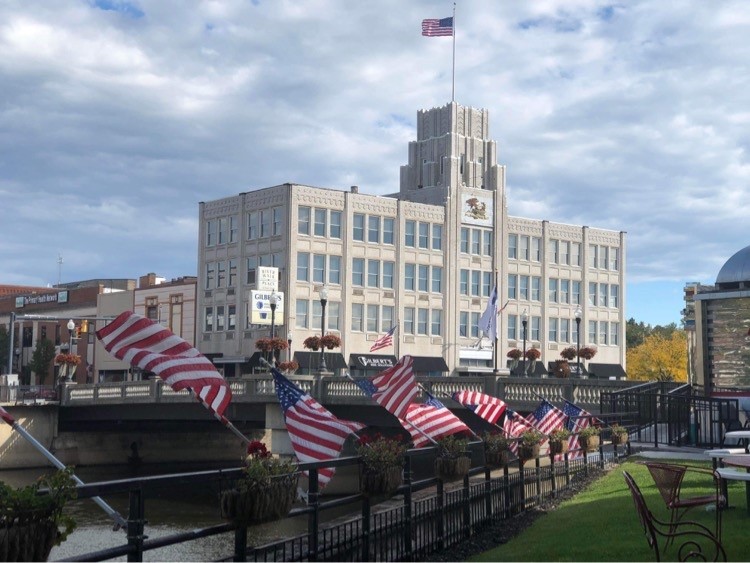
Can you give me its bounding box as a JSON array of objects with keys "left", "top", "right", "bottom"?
[{"left": 197, "top": 102, "right": 627, "bottom": 377}]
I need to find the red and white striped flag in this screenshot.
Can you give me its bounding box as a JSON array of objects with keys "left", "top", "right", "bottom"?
[
  {"left": 363, "top": 355, "right": 418, "bottom": 420},
  {"left": 273, "top": 368, "right": 364, "bottom": 487},
  {"left": 403, "top": 393, "right": 471, "bottom": 448},
  {"left": 503, "top": 409, "right": 540, "bottom": 455},
  {"left": 97, "top": 311, "right": 232, "bottom": 418},
  {"left": 0, "top": 405, "right": 16, "bottom": 426},
  {"left": 563, "top": 401, "right": 593, "bottom": 459},
  {"left": 452, "top": 390, "right": 507, "bottom": 425},
  {"left": 528, "top": 399, "right": 567, "bottom": 435},
  {"left": 370, "top": 325, "right": 397, "bottom": 352}
]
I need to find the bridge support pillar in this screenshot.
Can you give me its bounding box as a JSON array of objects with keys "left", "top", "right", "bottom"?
[{"left": 263, "top": 403, "right": 296, "bottom": 457}]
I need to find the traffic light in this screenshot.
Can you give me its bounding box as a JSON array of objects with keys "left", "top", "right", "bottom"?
[
  {"left": 75, "top": 325, "right": 82, "bottom": 339},
  {"left": 80, "top": 319, "right": 89, "bottom": 333}
]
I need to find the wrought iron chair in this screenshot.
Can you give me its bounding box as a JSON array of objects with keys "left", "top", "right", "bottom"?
[
  {"left": 623, "top": 471, "right": 726, "bottom": 562},
  {"left": 642, "top": 462, "right": 725, "bottom": 542}
]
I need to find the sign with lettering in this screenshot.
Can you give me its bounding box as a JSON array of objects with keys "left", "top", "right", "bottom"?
[
  {"left": 15, "top": 291, "right": 66, "bottom": 308},
  {"left": 257, "top": 267, "right": 279, "bottom": 292},
  {"left": 351, "top": 354, "right": 397, "bottom": 369},
  {"left": 249, "top": 290, "right": 284, "bottom": 325}
]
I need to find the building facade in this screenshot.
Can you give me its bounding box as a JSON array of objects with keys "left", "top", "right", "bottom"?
[{"left": 197, "top": 102, "right": 627, "bottom": 377}]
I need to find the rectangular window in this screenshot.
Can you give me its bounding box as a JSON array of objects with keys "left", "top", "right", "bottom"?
[
  {"left": 248, "top": 212, "right": 259, "bottom": 240},
  {"left": 368, "top": 215, "right": 380, "bottom": 243},
  {"left": 460, "top": 228, "right": 470, "bottom": 253},
  {"left": 610, "top": 322, "right": 620, "bottom": 345},
  {"left": 313, "top": 208, "right": 326, "bottom": 236},
  {"left": 588, "top": 320, "right": 597, "bottom": 344},
  {"left": 260, "top": 209, "right": 273, "bottom": 238},
  {"left": 383, "top": 261, "right": 395, "bottom": 289},
  {"left": 329, "top": 255, "right": 341, "bottom": 285},
  {"left": 471, "top": 271, "right": 480, "bottom": 296},
  {"left": 246, "top": 256, "right": 257, "bottom": 285},
  {"left": 519, "top": 276, "right": 529, "bottom": 300},
  {"left": 216, "top": 305, "right": 225, "bottom": 331},
  {"left": 507, "top": 315, "right": 517, "bottom": 340},
  {"left": 471, "top": 229, "right": 481, "bottom": 255},
  {"left": 327, "top": 302, "right": 340, "bottom": 331},
  {"left": 418, "top": 264, "right": 429, "bottom": 292},
  {"left": 295, "top": 300, "right": 308, "bottom": 328},
  {"left": 531, "top": 277, "right": 541, "bottom": 301},
  {"left": 571, "top": 242, "right": 581, "bottom": 267},
  {"left": 228, "top": 305, "right": 236, "bottom": 330},
  {"left": 352, "top": 258, "right": 364, "bottom": 286},
  {"left": 459, "top": 311, "right": 469, "bottom": 337},
  {"left": 560, "top": 279, "right": 569, "bottom": 304},
  {"left": 432, "top": 266, "right": 443, "bottom": 293},
  {"left": 330, "top": 211, "right": 342, "bottom": 239},
  {"left": 550, "top": 239, "right": 559, "bottom": 263},
  {"left": 531, "top": 237, "right": 541, "bottom": 262},
  {"left": 431, "top": 310, "right": 442, "bottom": 336},
  {"left": 229, "top": 216, "right": 238, "bottom": 243},
  {"left": 313, "top": 254, "right": 326, "bottom": 283},
  {"left": 217, "top": 261, "right": 226, "bottom": 288},
  {"left": 418, "top": 222, "right": 429, "bottom": 249},
  {"left": 298, "top": 207, "right": 310, "bottom": 235},
  {"left": 218, "top": 218, "right": 227, "bottom": 244},
  {"left": 205, "top": 262, "right": 215, "bottom": 290},
  {"left": 482, "top": 272, "right": 492, "bottom": 297},
  {"left": 560, "top": 318, "right": 570, "bottom": 342},
  {"left": 460, "top": 269, "right": 469, "bottom": 295},
  {"left": 273, "top": 207, "right": 282, "bottom": 236},
  {"left": 382, "top": 305, "right": 394, "bottom": 332},
  {"left": 588, "top": 282, "right": 597, "bottom": 306},
  {"left": 589, "top": 244, "right": 598, "bottom": 269},
  {"left": 549, "top": 318, "right": 558, "bottom": 341},
  {"left": 507, "top": 274, "right": 517, "bottom": 299},
  {"left": 599, "top": 283, "right": 608, "bottom": 307},
  {"left": 351, "top": 303, "right": 364, "bottom": 332},
  {"left": 572, "top": 318, "right": 579, "bottom": 344},
  {"left": 549, "top": 278, "right": 558, "bottom": 303},
  {"left": 531, "top": 316, "right": 541, "bottom": 340},
  {"left": 483, "top": 231, "right": 492, "bottom": 256},
  {"left": 404, "top": 307, "right": 415, "bottom": 334},
  {"left": 366, "top": 304, "right": 379, "bottom": 332},
  {"left": 432, "top": 224, "right": 443, "bottom": 250},
  {"left": 572, "top": 280, "right": 581, "bottom": 305},
  {"left": 383, "top": 217, "right": 394, "bottom": 245},
  {"left": 312, "top": 301, "right": 322, "bottom": 330},
  {"left": 405, "top": 220, "right": 416, "bottom": 247},
  {"left": 405, "top": 263, "right": 416, "bottom": 291},
  {"left": 368, "top": 260, "right": 380, "bottom": 288},
  {"left": 508, "top": 234, "right": 518, "bottom": 259},
  {"left": 560, "top": 241, "right": 569, "bottom": 265},
  {"left": 417, "top": 309, "right": 429, "bottom": 335},
  {"left": 471, "top": 312, "right": 481, "bottom": 338},
  {"left": 204, "top": 306, "right": 214, "bottom": 332},
  {"left": 600, "top": 246, "right": 609, "bottom": 270},
  {"left": 610, "top": 248, "right": 619, "bottom": 271},
  {"left": 353, "top": 213, "right": 365, "bottom": 241},
  {"left": 228, "top": 259, "right": 237, "bottom": 287},
  {"left": 599, "top": 321, "right": 608, "bottom": 345},
  {"left": 206, "top": 220, "right": 217, "bottom": 247},
  {"left": 520, "top": 235, "right": 530, "bottom": 260},
  {"left": 610, "top": 284, "right": 619, "bottom": 308}
]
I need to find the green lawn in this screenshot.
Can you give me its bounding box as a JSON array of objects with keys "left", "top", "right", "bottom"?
[{"left": 471, "top": 457, "right": 746, "bottom": 562}]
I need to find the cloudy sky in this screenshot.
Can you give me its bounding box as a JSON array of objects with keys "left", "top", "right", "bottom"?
[{"left": 2, "top": 0, "right": 748, "bottom": 327}]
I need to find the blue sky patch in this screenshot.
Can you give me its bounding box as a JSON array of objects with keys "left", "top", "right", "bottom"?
[{"left": 92, "top": 0, "right": 144, "bottom": 19}]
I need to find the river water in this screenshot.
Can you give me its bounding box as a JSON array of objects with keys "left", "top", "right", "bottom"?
[{"left": 2, "top": 462, "right": 353, "bottom": 562}]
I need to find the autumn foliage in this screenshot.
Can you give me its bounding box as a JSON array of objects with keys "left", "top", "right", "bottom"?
[{"left": 626, "top": 331, "right": 687, "bottom": 382}]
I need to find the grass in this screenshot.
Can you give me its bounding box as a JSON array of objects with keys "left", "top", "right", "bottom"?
[{"left": 470, "top": 457, "right": 747, "bottom": 562}]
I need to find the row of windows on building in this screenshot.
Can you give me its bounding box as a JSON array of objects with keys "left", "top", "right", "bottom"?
[
  {"left": 504, "top": 315, "right": 620, "bottom": 346},
  {"left": 508, "top": 235, "right": 620, "bottom": 272},
  {"left": 507, "top": 275, "right": 620, "bottom": 308}
]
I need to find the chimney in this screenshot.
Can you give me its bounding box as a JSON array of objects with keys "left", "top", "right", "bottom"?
[
  {"left": 350, "top": 185, "right": 359, "bottom": 194},
  {"left": 139, "top": 273, "right": 157, "bottom": 288}
]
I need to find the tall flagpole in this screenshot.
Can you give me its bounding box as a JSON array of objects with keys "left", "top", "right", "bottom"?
[
  {"left": 452, "top": 2, "right": 457, "bottom": 102},
  {"left": 493, "top": 271, "right": 499, "bottom": 374}
]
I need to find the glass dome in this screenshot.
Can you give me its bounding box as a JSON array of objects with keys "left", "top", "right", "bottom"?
[{"left": 716, "top": 244, "right": 750, "bottom": 289}]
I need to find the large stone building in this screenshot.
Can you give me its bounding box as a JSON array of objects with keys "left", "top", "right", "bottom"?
[{"left": 197, "top": 102, "right": 627, "bottom": 377}]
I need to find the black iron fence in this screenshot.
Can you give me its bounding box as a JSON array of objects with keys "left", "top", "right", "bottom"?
[{"left": 59, "top": 441, "right": 629, "bottom": 562}]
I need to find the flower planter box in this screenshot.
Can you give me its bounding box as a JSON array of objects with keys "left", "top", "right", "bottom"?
[
  {"left": 220, "top": 473, "right": 299, "bottom": 525},
  {"left": 549, "top": 440, "right": 569, "bottom": 455},
  {"left": 435, "top": 456, "right": 471, "bottom": 481},
  {"left": 611, "top": 433, "right": 629, "bottom": 446},
  {"left": 518, "top": 443, "right": 541, "bottom": 462},
  {"left": 485, "top": 450, "right": 511, "bottom": 468},
  {"left": 580, "top": 435, "right": 600, "bottom": 453},
  {"left": 360, "top": 465, "right": 403, "bottom": 497},
  {"left": 0, "top": 517, "right": 59, "bottom": 562}
]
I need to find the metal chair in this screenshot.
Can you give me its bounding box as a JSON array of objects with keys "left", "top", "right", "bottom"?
[
  {"left": 623, "top": 471, "right": 726, "bottom": 562},
  {"left": 642, "top": 462, "right": 725, "bottom": 542}
]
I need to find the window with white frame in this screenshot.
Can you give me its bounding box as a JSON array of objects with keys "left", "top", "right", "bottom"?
[
  {"left": 205, "top": 262, "right": 215, "bottom": 290},
  {"left": 589, "top": 282, "right": 597, "bottom": 306},
  {"left": 217, "top": 261, "right": 226, "bottom": 288},
  {"left": 405, "top": 220, "right": 416, "bottom": 247},
  {"left": 227, "top": 305, "right": 236, "bottom": 331},
  {"left": 353, "top": 213, "right": 365, "bottom": 241},
  {"left": 571, "top": 242, "right": 581, "bottom": 267},
  {"left": 560, "top": 241, "right": 569, "bottom": 265},
  {"left": 405, "top": 263, "right": 415, "bottom": 291},
  {"left": 418, "top": 265, "right": 429, "bottom": 292},
  {"left": 352, "top": 258, "right": 364, "bottom": 286},
  {"left": 298, "top": 207, "right": 310, "bottom": 235},
  {"left": 460, "top": 269, "right": 469, "bottom": 295},
  {"left": 368, "top": 260, "right": 380, "bottom": 288},
  {"left": 550, "top": 239, "right": 559, "bottom": 263},
  {"left": 246, "top": 256, "right": 257, "bottom": 285},
  {"left": 610, "top": 247, "right": 619, "bottom": 271},
  {"left": 329, "top": 256, "right": 341, "bottom": 285},
  {"left": 610, "top": 322, "right": 619, "bottom": 345},
  {"left": 560, "top": 318, "right": 570, "bottom": 342},
  {"left": 330, "top": 210, "right": 342, "bottom": 239},
  {"left": 228, "top": 259, "right": 237, "bottom": 287},
  {"left": 218, "top": 218, "right": 227, "bottom": 245},
  {"left": 204, "top": 306, "right": 213, "bottom": 332},
  {"left": 432, "top": 224, "right": 443, "bottom": 250},
  {"left": 351, "top": 303, "right": 364, "bottom": 332},
  {"left": 610, "top": 284, "right": 619, "bottom": 308},
  {"left": 295, "top": 299, "right": 308, "bottom": 328},
  {"left": 404, "top": 307, "right": 415, "bottom": 334},
  {"left": 383, "top": 217, "right": 394, "bottom": 245},
  {"left": 206, "top": 220, "right": 218, "bottom": 247},
  {"left": 432, "top": 266, "right": 443, "bottom": 293},
  {"left": 273, "top": 207, "right": 283, "bottom": 236},
  {"left": 460, "top": 228, "right": 470, "bottom": 253},
  {"left": 520, "top": 235, "right": 530, "bottom": 260},
  {"left": 560, "top": 279, "right": 569, "bottom": 304},
  {"left": 471, "top": 229, "right": 481, "bottom": 255},
  {"left": 418, "top": 222, "right": 429, "bottom": 249},
  {"left": 313, "top": 254, "right": 325, "bottom": 283},
  {"left": 531, "top": 277, "right": 541, "bottom": 301},
  {"left": 260, "top": 209, "right": 273, "bottom": 237},
  {"left": 508, "top": 274, "right": 517, "bottom": 300},
  {"left": 508, "top": 234, "right": 518, "bottom": 259},
  {"left": 599, "top": 321, "right": 608, "bottom": 345},
  {"left": 431, "top": 310, "right": 442, "bottom": 336},
  {"left": 314, "top": 208, "right": 326, "bottom": 237},
  {"left": 382, "top": 306, "right": 394, "bottom": 332},
  {"left": 531, "top": 237, "right": 541, "bottom": 262},
  {"left": 588, "top": 320, "right": 597, "bottom": 344},
  {"left": 471, "top": 312, "right": 481, "bottom": 338},
  {"left": 599, "top": 283, "right": 608, "bottom": 307},
  {"left": 366, "top": 304, "right": 379, "bottom": 332},
  {"left": 482, "top": 272, "right": 492, "bottom": 297},
  {"left": 417, "top": 308, "right": 429, "bottom": 335},
  {"left": 519, "top": 276, "right": 529, "bottom": 300},
  {"left": 368, "top": 216, "right": 380, "bottom": 243},
  {"left": 483, "top": 231, "right": 492, "bottom": 255},
  {"left": 383, "top": 261, "right": 395, "bottom": 289},
  {"left": 459, "top": 312, "right": 469, "bottom": 337},
  {"left": 549, "top": 318, "right": 558, "bottom": 341},
  {"left": 531, "top": 316, "right": 541, "bottom": 340},
  {"left": 327, "top": 302, "right": 340, "bottom": 331},
  {"left": 572, "top": 280, "right": 581, "bottom": 304},
  {"left": 471, "top": 271, "right": 481, "bottom": 296},
  {"left": 507, "top": 314, "right": 517, "bottom": 340},
  {"left": 549, "top": 278, "right": 558, "bottom": 303},
  {"left": 216, "top": 305, "right": 225, "bottom": 331}
]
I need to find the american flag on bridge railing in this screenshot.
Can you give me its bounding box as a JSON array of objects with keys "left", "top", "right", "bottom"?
[
  {"left": 403, "top": 393, "right": 471, "bottom": 448},
  {"left": 451, "top": 390, "right": 507, "bottom": 425}
]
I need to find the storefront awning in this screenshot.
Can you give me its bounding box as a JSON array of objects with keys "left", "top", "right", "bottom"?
[
  {"left": 349, "top": 354, "right": 398, "bottom": 370},
  {"left": 587, "top": 363, "right": 627, "bottom": 379},
  {"left": 411, "top": 356, "right": 449, "bottom": 372},
  {"left": 294, "top": 351, "right": 348, "bottom": 370},
  {"left": 213, "top": 355, "right": 252, "bottom": 365}
]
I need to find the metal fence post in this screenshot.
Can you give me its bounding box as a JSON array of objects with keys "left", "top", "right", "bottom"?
[
  {"left": 436, "top": 478, "right": 444, "bottom": 550},
  {"left": 233, "top": 525, "right": 248, "bottom": 562},
  {"left": 361, "top": 493, "right": 370, "bottom": 561},
  {"left": 503, "top": 464, "right": 511, "bottom": 518},
  {"left": 308, "top": 468, "right": 320, "bottom": 561},
  {"left": 463, "top": 473, "right": 471, "bottom": 539},
  {"left": 127, "top": 486, "right": 145, "bottom": 563},
  {"left": 484, "top": 467, "right": 492, "bottom": 522},
  {"left": 550, "top": 453, "right": 557, "bottom": 497},
  {"left": 403, "top": 454, "right": 413, "bottom": 560}
]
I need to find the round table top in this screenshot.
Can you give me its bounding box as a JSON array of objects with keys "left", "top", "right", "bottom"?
[
  {"left": 723, "top": 455, "right": 750, "bottom": 469},
  {"left": 724, "top": 430, "right": 750, "bottom": 439},
  {"left": 705, "top": 449, "right": 746, "bottom": 458}
]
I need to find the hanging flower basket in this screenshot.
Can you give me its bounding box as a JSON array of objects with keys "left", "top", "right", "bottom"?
[
  {"left": 303, "top": 336, "right": 320, "bottom": 351},
  {"left": 559, "top": 346, "right": 577, "bottom": 361},
  {"left": 485, "top": 450, "right": 511, "bottom": 468},
  {"left": 610, "top": 425, "right": 629, "bottom": 445},
  {"left": 518, "top": 443, "right": 541, "bottom": 462},
  {"left": 277, "top": 361, "right": 299, "bottom": 374},
  {"left": 255, "top": 337, "right": 288, "bottom": 352},
  {"left": 360, "top": 465, "right": 403, "bottom": 497},
  {"left": 319, "top": 334, "right": 341, "bottom": 350},
  {"left": 435, "top": 456, "right": 472, "bottom": 481},
  {"left": 578, "top": 346, "right": 597, "bottom": 360},
  {"left": 549, "top": 440, "right": 569, "bottom": 455},
  {"left": 552, "top": 360, "right": 571, "bottom": 379},
  {"left": 54, "top": 353, "right": 81, "bottom": 366},
  {"left": 483, "top": 432, "right": 511, "bottom": 468}
]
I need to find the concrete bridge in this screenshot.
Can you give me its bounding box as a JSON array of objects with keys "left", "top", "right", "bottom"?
[{"left": 1, "top": 376, "right": 634, "bottom": 472}]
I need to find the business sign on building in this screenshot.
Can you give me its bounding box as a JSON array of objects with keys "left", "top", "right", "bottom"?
[
  {"left": 257, "top": 267, "right": 279, "bottom": 292},
  {"left": 14, "top": 290, "right": 68, "bottom": 308},
  {"left": 249, "top": 290, "right": 284, "bottom": 325}
]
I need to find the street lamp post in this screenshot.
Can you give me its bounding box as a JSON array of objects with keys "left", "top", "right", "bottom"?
[
  {"left": 14, "top": 347, "right": 20, "bottom": 373},
  {"left": 66, "top": 319, "right": 75, "bottom": 382},
  {"left": 287, "top": 330, "right": 293, "bottom": 363},
  {"left": 319, "top": 285, "right": 328, "bottom": 374},
  {"left": 269, "top": 292, "right": 278, "bottom": 366},
  {"left": 521, "top": 309, "right": 528, "bottom": 377},
  {"left": 574, "top": 305, "right": 582, "bottom": 377}
]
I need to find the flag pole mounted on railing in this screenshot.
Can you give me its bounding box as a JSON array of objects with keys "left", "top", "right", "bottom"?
[{"left": 0, "top": 406, "right": 127, "bottom": 530}]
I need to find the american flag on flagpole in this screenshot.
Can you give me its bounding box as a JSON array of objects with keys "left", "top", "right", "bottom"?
[
  {"left": 354, "top": 355, "right": 418, "bottom": 420},
  {"left": 452, "top": 390, "right": 507, "bottom": 425},
  {"left": 97, "top": 311, "right": 231, "bottom": 418},
  {"left": 370, "top": 325, "right": 397, "bottom": 352},
  {"left": 563, "top": 401, "right": 593, "bottom": 459},
  {"left": 503, "top": 409, "right": 540, "bottom": 455},
  {"left": 404, "top": 393, "right": 471, "bottom": 448},
  {"left": 528, "top": 399, "right": 567, "bottom": 435},
  {"left": 422, "top": 17, "right": 454, "bottom": 37},
  {"left": 273, "top": 368, "right": 365, "bottom": 487}
]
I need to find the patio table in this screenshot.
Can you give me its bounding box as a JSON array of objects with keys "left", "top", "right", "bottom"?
[{"left": 717, "top": 456, "right": 750, "bottom": 516}]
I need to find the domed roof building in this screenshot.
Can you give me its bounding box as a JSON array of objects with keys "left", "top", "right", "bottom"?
[{"left": 692, "top": 244, "right": 750, "bottom": 394}]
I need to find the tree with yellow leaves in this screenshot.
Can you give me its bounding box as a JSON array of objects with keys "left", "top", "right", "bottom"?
[{"left": 626, "top": 331, "right": 688, "bottom": 382}]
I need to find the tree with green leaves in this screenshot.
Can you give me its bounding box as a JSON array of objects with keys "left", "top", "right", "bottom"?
[{"left": 28, "top": 338, "right": 57, "bottom": 385}]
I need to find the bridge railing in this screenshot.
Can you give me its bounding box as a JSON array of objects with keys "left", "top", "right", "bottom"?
[{"left": 56, "top": 375, "right": 634, "bottom": 412}]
